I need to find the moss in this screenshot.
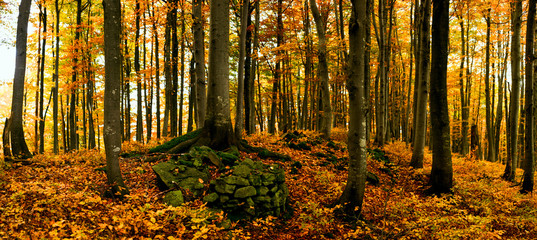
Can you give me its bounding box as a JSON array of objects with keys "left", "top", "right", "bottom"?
[{"left": 148, "top": 129, "right": 202, "bottom": 153}]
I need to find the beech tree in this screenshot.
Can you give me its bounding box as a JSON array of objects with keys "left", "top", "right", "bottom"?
[
  {"left": 4, "top": 0, "right": 32, "bottom": 160},
  {"left": 103, "top": 0, "right": 129, "bottom": 197},
  {"left": 503, "top": 0, "right": 522, "bottom": 182},
  {"left": 410, "top": 0, "right": 431, "bottom": 169},
  {"left": 428, "top": 0, "right": 452, "bottom": 194},
  {"left": 521, "top": 0, "right": 536, "bottom": 194},
  {"left": 337, "top": 0, "right": 367, "bottom": 217}
]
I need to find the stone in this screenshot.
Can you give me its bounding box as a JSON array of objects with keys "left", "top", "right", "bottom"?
[
  {"left": 152, "top": 162, "right": 178, "bottom": 190},
  {"left": 248, "top": 174, "right": 262, "bottom": 186},
  {"left": 233, "top": 164, "right": 252, "bottom": 177},
  {"left": 242, "top": 158, "right": 255, "bottom": 167},
  {"left": 203, "top": 192, "right": 219, "bottom": 203},
  {"left": 219, "top": 195, "right": 230, "bottom": 203},
  {"left": 217, "top": 151, "right": 238, "bottom": 166},
  {"left": 257, "top": 186, "right": 269, "bottom": 195},
  {"left": 234, "top": 186, "right": 257, "bottom": 198},
  {"left": 214, "top": 179, "right": 236, "bottom": 194},
  {"left": 262, "top": 173, "right": 276, "bottom": 183},
  {"left": 224, "top": 175, "right": 250, "bottom": 186},
  {"left": 255, "top": 195, "right": 271, "bottom": 203},
  {"left": 246, "top": 197, "right": 255, "bottom": 207},
  {"left": 163, "top": 190, "right": 184, "bottom": 207},
  {"left": 270, "top": 185, "right": 278, "bottom": 193}
]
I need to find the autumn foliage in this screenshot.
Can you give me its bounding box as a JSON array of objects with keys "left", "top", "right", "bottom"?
[{"left": 1, "top": 128, "right": 536, "bottom": 239}]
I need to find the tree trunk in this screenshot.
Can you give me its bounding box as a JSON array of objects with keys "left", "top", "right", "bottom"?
[
  {"left": 179, "top": 0, "right": 185, "bottom": 136},
  {"left": 103, "top": 0, "right": 129, "bottom": 198},
  {"left": 521, "top": 0, "right": 536, "bottom": 194},
  {"left": 8, "top": 0, "right": 32, "bottom": 159},
  {"left": 135, "top": 0, "right": 143, "bottom": 143},
  {"left": 429, "top": 0, "right": 452, "bottom": 194},
  {"left": 69, "top": 0, "right": 82, "bottom": 151},
  {"left": 235, "top": 0, "right": 249, "bottom": 139},
  {"left": 310, "top": 0, "right": 332, "bottom": 139},
  {"left": 503, "top": 0, "right": 522, "bottom": 182},
  {"left": 338, "top": 0, "right": 367, "bottom": 217},
  {"left": 410, "top": 0, "right": 430, "bottom": 169},
  {"left": 484, "top": 9, "right": 495, "bottom": 162},
  {"left": 53, "top": 0, "right": 61, "bottom": 154},
  {"left": 193, "top": 0, "right": 206, "bottom": 129}
]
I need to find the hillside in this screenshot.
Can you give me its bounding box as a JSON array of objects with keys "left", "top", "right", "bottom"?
[{"left": 1, "top": 129, "right": 536, "bottom": 239}]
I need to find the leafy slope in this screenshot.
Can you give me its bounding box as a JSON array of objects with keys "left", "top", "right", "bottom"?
[{"left": 0, "top": 129, "right": 536, "bottom": 239}]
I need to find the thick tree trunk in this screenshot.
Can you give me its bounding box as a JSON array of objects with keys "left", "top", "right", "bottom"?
[
  {"left": 338, "top": 0, "right": 367, "bottom": 218},
  {"left": 429, "top": 0, "right": 452, "bottom": 194},
  {"left": 103, "top": 0, "right": 129, "bottom": 197},
  {"left": 8, "top": 0, "right": 32, "bottom": 159}
]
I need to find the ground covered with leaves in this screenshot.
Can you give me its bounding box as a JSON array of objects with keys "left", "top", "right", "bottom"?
[{"left": 1, "top": 129, "right": 537, "bottom": 239}]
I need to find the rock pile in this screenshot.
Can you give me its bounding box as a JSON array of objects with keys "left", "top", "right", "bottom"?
[
  {"left": 152, "top": 147, "right": 289, "bottom": 220},
  {"left": 204, "top": 158, "right": 289, "bottom": 220}
]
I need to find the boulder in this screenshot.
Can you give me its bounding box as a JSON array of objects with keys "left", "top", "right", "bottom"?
[{"left": 163, "top": 190, "right": 184, "bottom": 207}]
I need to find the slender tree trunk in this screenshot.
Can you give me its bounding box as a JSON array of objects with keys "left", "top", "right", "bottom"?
[
  {"left": 310, "top": 0, "right": 332, "bottom": 139},
  {"left": 135, "top": 0, "right": 143, "bottom": 142},
  {"left": 410, "top": 0, "right": 430, "bottom": 169},
  {"left": 235, "top": 0, "right": 249, "bottom": 139},
  {"left": 193, "top": 0, "right": 206, "bottom": 129},
  {"left": 179, "top": 0, "right": 185, "bottom": 136},
  {"left": 53, "top": 0, "right": 61, "bottom": 154},
  {"left": 521, "top": 0, "right": 536, "bottom": 194},
  {"left": 485, "top": 9, "right": 496, "bottom": 162},
  {"left": 504, "top": 0, "right": 522, "bottom": 182},
  {"left": 38, "top": 6, "right": 46, "bottom": 154},
  {"left": 69, "top": 0, "right": 83, "bottom": 151}
]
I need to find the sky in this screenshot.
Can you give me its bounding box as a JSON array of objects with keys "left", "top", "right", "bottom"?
[{"left": 0, "top": 45, "right": 15, "bottom": 83}]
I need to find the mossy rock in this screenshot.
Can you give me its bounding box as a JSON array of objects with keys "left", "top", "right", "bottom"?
[
  {"left": 217, "top": 151, "right": 239, "bottom": 166},
  {"left": 234, "top": 186, "right": 257, "bottom": 198},
  {"left": 258, "top": 149, "right": 291, "bottom": 162},
  {"left": 366, "top": 171, "right": 380, "bottom": 185},
  {"left": 163, "top": 190, "right": 184, "bottom": 207}
]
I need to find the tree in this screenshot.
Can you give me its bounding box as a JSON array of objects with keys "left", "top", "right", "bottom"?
[
  {"left": 521, "top": 0, "right": 536, "bottom": 194},
  {"left": 310, "top": 0, "right": 332, "bottom": 139},
  {"left": 103, "top": 0, "right": 129, "bottom": 198},
  {"left": 410, "top": 0, "right": 431, "bottom": 169},
  {"left": 5, "top": 0, "right": 32, "bottom": 160},
  {"left": 337, "top": 0, "right": 367, "bottom": 217},
  {"left": 235, "top": 0, "right": 250, "bottom": 139},
  {"left": 503, "top": 0, "right": 522, "bottom": 182},
  {"left": 484, "top": 8, "right": 495, "bottom": 163},
  {"left": 428, "top": 0, "right": 452, "bottom": 194},
  {"left": 193, "top": 0, "right": 206, "bottom": 129}
]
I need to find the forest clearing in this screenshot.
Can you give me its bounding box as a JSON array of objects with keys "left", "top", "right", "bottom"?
[{"left": 1, "top": 129, "right": 537, "bottom": 239}]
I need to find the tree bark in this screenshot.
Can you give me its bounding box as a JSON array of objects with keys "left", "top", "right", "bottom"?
[
  {"left": 235, "top": 0, "right": 249, "bottom": 139},
  {"left": 8, "top": 0, "right": 32, "bottom": 159},
  {"left": 193, "top": 0, "right": 206, "bottom": 129},
  {"left": 103, "top": 0, "right": 129, "bottom": 198},
  {"left": 521, "top": 0, "right": 536, "bottom": 194},
  {"left": 410, "top": 0, "right": 430, "bottom": 169},
  {"left": 428, "top": 0, "right": 452, "bottom": 194},
  {"left": 338, "top": 0, "right": 367, "bottom": 218},
  {"left": 484, "top": 9, "right": 496, "bottom": 162},
  {"left": 503, "top": 0, "right": 522, "bottom": 182},
  {"left": 310, "top": 0, "right": 332, "bottom": 139}
]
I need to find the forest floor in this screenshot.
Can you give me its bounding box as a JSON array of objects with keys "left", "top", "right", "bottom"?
[{"left": 1, "top": 128, "right": 537, "bottom": 239}]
